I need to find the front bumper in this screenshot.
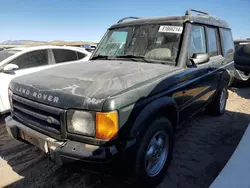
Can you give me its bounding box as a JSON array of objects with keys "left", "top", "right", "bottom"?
[{"left": 5, "top": 116, "right": 135, "bottom": 165}]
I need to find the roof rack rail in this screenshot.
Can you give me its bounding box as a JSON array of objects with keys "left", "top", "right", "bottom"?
[
  {"left": 185, "top": 9, "right": 209, "bottom": 15},
  {"left": 117, "top": 17, "right": 140, "bottom": 23}
]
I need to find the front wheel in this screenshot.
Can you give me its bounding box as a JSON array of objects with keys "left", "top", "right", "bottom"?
[
  {"left": 206, "top": 84, "right": 228, "bottom": 116},
  {"left": 135, "top": 118, "right": 174, "bottom": 187}
]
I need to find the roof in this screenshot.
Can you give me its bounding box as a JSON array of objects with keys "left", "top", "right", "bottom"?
[
  {"left": 10, "top": 45, "right": 91, "bottom": 54},
  {"left": 110, "top": 9, "right": 230, "bottom": 29}
]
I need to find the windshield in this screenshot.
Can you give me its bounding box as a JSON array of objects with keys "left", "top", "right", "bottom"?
[
  {"left": 0, "top": 49, "right": 20, "bottom": 62},
  {"left": 92, "top": 24, "right": 183, "bottom": 65}
]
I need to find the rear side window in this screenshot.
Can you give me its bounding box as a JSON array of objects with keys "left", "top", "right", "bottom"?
[
  {"left": 188, "top": 26, "right": 206, "bottom": 57},
  {"left": 77, "top": 52, "right": 86, "bottom": 59},
  {"left": 207, "top": 27, "right": 218, "bottom": 56},
  {"left": 53, "top": 49, "right": 78, "bottom": 63},
  {"left": 11, "top": 50, "right": 48, "bottom": 69},
  {"left": 220, "top": 29, "right": 234, "bottom": 57}
]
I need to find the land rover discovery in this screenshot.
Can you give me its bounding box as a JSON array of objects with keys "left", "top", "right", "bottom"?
[{"left": 6, "top": 9, "right": 235, "bottom": 187}]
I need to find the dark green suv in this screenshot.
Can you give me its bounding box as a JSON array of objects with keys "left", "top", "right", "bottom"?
[{"left": 6, "top": 9, "right": 234, "bottom": 187}]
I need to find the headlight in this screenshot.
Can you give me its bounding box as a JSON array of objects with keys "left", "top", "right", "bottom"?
[
  {"left": 67, "top": 110, "right": 95, "bottom": 136},
  {"left": 67, "top": 110, "right": 119, "bottom": 140},
  {"left": 8, "top": 88, "right": 13, "bottom": 110}
]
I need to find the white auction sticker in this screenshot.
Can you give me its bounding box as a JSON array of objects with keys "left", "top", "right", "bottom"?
[{"left": 158, "top": 25, "right": 183, "bottom": 34}]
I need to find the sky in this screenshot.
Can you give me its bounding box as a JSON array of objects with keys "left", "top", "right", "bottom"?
[{"left": 0, "top": 0, "right": 249, "bottom": 43}]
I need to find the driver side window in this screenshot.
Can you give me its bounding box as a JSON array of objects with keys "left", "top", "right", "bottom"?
[
  {"left": 189, "top": 26, "right": 206, "bottom": 57},
  {"left": 11, "top": 50, "right": 48, "bottom": 70}
]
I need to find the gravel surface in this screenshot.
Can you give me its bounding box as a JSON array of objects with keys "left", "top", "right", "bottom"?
[{"left": 1, "top": 87, "right": 250, "bottom": 188}]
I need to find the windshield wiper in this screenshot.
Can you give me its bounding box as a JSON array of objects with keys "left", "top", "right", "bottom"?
[
  {"left": 115, "top": 55, "right": 145, "bottom": 58},
  {"left": 92, "top": 55, "right": 173, "bottom": 65},
  {"left": 114, "top": 55, "right": 150, "bottom": 63}
]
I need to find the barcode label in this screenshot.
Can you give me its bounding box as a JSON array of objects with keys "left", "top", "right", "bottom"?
[{"left": 158, "top": 25, "right": 183, "bottom": 34}]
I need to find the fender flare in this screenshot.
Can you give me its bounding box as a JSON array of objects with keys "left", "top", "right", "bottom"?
[{"left": 129, "top": 97, "right": 178, "bottom": 138}]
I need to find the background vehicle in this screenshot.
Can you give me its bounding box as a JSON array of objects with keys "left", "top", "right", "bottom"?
[
  {"left": 6, "top": 9, "right": 232, "bottom": 187},
  {"left": 0, "top": 45, "right": 91, "bottom": 116},
  {"left": 82, "top": 44, "right": 97, "bottom": 52},
  {"left": 234, "top": 43, "right": 250, "bottom": 73},
  {"left": 232, "top": 39, "right": 250, "bottom": 84},
  {"left": 234, "top": 39, "right": 250, "bottom": 51}
]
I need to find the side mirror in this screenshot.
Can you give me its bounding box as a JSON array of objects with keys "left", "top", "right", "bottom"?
[
  {"left": 190, "top": 53, "right": 210, "bottom": 65},
  {"left": 234, "top": 44, "right": 250, "bottom": 73},
  {"left": 3, "top": 64, "right": 19, "bottom": 73}
]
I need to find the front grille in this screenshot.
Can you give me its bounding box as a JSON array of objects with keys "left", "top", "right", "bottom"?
[{"left": 12, "top": 94, "right": 63, "bottom": 135}]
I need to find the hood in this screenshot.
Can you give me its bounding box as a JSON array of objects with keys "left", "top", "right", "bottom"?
[{"left": 10, "top": 60, "right": 180, "bottom": 111}]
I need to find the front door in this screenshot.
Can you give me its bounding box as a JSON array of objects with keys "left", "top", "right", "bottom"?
[{"left": 174, "top": 25, "right": 223, "bottom": 124}]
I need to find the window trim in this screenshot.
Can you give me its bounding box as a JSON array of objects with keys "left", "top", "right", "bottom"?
[
  {"left": 216, "top": 28, "right": 223, "bottom": 55},
  {"left": 73, "top": 51, "right": 78, "bottom": 60}
]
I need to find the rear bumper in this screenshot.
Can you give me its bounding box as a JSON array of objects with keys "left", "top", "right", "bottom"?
[{"left": 5, "top": 116, "right": 136, "bottom": 165}]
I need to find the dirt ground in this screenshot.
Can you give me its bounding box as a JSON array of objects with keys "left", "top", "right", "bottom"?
[{"left": 1, "top": 87, "right": 250, "bottom": 188}]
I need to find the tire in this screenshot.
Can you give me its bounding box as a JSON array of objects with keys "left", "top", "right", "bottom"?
[
  {"left": 135, "top": 117, "right": 174, "bottom": 188},
  {"left": 206, "top": 83, "right": 228, "bottom": 116}
]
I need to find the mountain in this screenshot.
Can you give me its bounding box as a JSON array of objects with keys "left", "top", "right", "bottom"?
[
  {"left": 0, "top": 40, "right": 48, "bottom": 45},
  {"left": 49, "top": 40, "right": 96, "bottom": 45},
  {"left": 0, "top": 40, "right": 97, "bottom": 46}
]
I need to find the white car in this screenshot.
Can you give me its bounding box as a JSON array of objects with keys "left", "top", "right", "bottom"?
[{"left": 0, "top": 45, "right": 91, "bottom": 116}]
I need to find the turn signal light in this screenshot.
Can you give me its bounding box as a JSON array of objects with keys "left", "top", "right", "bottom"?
[{"left": 95, "top": 111, "right": 118, "bottom": 140}]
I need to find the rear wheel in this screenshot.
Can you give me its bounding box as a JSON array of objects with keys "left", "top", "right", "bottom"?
[
  {"left": 135, "top": 118, "right": 174, "bottom": 187},
  {"left": 206, "top": 83, "right": 228, "bottom": 116}
]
